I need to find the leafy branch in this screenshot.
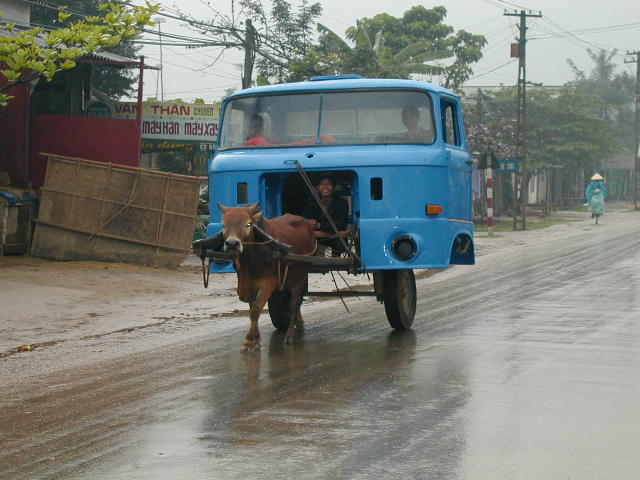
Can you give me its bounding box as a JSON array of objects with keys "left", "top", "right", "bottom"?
[{"left": 0, "top": 1, "right": 159, "bottom": 106}]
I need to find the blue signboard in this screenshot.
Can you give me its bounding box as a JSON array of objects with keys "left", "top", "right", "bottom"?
[{"left": 496, "top": 157, "right": 520, "bottom": 173}]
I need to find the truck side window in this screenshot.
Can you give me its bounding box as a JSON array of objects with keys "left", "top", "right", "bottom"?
[{"left": 441, "top": 101, "right": 459, "bottom": 146}]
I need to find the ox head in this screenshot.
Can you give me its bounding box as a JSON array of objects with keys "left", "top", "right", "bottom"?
[{"left": 218, "top": 202, "right": 263, "bottom": 255}]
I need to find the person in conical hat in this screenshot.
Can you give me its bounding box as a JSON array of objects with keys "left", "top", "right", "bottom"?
[
  {"left": 585, "top": 172, "right": 607, "bottom": 206},
  {"left": 589, "top": 185, "right": 605, "bottom": 217}
]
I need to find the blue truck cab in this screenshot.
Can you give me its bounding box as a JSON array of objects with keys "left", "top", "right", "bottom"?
[
  {"left": 202, "top": 75, "right": 475, "bottom": 329},
  {"left": 207, "top": 75, "right": 474, "bottom": 273}
]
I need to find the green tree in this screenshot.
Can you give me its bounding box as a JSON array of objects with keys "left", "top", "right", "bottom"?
[
  {"left": 242, "top": 0, "right": 322, "bottom": 83},
  {"left": 0, "top": 2, "right": 158, "bottom": 106},
  {"left": 566, "top": 48, "right": 635, "bottom": 152},
  {"left": 30, "top": 1, "right": 146, "bottom": 99},
  {"left": 305, "top": 6, "right": 486, "bottom": 89},
  {"left": 289, "top": 20, "right": 452, "bottom": 81},
  {"left": 177, "top": 0, "right": 322, "bottom": 86},
  {"left": 467, "top": 87, "right": 616, "bottom": 172},
  {"left": 156, "top": 149, "right": 190, "bottom": 174}
]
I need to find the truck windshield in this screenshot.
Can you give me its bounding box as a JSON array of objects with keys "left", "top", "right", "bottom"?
[{"left": 219, "top": 90, "right": 435, "bottom": 149}]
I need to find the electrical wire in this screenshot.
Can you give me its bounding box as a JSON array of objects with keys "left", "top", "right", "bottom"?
[
  {"left": 530, "top": 21, "right": 640, "bottom": 39},
  {"left": 467, "top": 59, "right": 518, "bottom": 81},
  {"left": 480, "top": 0, "right": 509, "bottom": 11},
  {"left": 539, "top": 16, "right": 627, "bottom": 53},
  {"left": 491, "top": 0, "right": 535, "bottom": 11}
]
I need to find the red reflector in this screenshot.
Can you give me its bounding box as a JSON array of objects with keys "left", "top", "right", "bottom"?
[{"left": 426, "top": 204, "right": 443, "bottom": 215}]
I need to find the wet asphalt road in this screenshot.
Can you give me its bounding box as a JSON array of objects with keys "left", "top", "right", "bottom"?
[{"left": 1, "top": 215, "right": 640, "bottom": 479}]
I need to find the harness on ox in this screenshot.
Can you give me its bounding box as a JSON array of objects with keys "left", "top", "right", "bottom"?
[
  {"left": 193, "top": 203, "right": 318, "bottom": 352},
  {"left": 190, "top": 162, "right": 364, "bottom": 352},
  {"left": 236, "top": 225, "right": 316, "bottom": 291},
  {"left": 194, "top": 222, "right": 316, "bottom": 289}
]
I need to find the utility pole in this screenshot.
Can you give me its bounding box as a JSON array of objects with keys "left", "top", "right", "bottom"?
[
  {"left": 625, "top": 51, "right": 640, "bottom": 209},
  {"left": 242, "top": 19, "right": 256, "bottom": 89},
  {"left": 153, "top": 17, "right": 166, "bottom": 101},
  {"left": 505, "top": 9, "right": 542, "bottom": 230}
]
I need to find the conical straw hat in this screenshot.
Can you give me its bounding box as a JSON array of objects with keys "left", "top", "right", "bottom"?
[{"left": 591, "top": 173, "right": 603, "bottom": 180}]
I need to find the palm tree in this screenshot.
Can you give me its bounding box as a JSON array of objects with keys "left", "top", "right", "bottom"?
[{"left": 316, "top": 22, "right": 452, "bottom": 79}]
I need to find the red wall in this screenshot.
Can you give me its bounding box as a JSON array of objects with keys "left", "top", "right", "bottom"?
[
  {"left": 0, "top": 82, "right": 30, "bottom": 188},
  {"left": 29, "top": 114, "right": 140, "bottom": 188}
]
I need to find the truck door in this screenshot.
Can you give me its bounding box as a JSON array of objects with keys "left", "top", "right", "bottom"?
[{"left": 441, "top": 96, "right": 472, "bottom": 221}]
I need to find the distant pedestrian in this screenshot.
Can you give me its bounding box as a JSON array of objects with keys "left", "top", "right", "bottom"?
[
  {"left": 584, "top": 173, "right": 607, "bottom": 206},
  {"left": 589, "top": 185, "right": 605, "bottom": 222}
]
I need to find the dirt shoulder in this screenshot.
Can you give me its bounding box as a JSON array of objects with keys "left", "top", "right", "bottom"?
[{"left": 0, "top": 202, "right": 635, "bottom": 358}]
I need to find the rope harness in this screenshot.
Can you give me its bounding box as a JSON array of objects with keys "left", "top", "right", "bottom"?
[{"left": 200, "top": 232, "right": 317, "bottom": 290}]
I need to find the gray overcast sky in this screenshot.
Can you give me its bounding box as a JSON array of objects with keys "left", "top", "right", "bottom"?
[{"left": 135, "top": 0, "right": 640, "bottom": 102}]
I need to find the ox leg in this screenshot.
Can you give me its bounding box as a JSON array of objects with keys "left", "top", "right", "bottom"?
[
  {"left": 284, "top": 284, "right": 307, "bottom": 346},
  {"left": 243, "top": 279, "right": 276, "bottom": 353}
]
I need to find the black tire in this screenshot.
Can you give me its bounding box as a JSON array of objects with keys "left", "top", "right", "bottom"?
[
  {"left": 268, "top": 291, "right": 291, "bottom": 331},
  {"left": 382, "top": 269, "right": 417, "bottom": 330}
]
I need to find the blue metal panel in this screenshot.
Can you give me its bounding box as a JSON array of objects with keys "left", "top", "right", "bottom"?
[
  {"left": 225, "top": 78, "right": 457, "bottom": 99},
  {"left": 208, "top": 78, "right": 474, "bottom": 273}
]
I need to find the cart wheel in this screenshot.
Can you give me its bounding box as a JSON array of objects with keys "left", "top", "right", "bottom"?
[
  {"left": 268, "top": 291, "right": 291, "bottom": 331},
  {"left": 382, "top": 269, "right": 416, "bottom": 330}
]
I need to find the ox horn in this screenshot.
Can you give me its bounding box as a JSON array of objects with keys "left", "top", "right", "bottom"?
[
  {"left": 192, "top": 230, "right": 225, "bottom": 257},
  {"left": 248, "top": 202, "right": 262, "bottom": 215},
  {"left": 217, "top": 202, "right": 229, "bottom": 213}
]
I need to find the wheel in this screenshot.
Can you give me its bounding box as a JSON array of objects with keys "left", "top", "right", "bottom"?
[
  {"left": 382, "top": 269, "right": 416, "bottom": 330},
  {"left": 268, "top": 291, "right": 291, "bottom": 331}
]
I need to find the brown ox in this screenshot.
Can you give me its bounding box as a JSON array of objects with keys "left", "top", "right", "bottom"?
[{"left": 219, "top": 202, "right": 316, "bottom": 352}]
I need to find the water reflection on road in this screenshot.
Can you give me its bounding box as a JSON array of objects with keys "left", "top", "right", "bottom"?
[{"left": 2, "top": 216, "right": 640, "bottom": 479}]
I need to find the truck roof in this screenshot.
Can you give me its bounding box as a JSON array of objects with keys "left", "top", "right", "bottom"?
[{"left": 226, "top": 77, "right": 458, "bottom": 99}]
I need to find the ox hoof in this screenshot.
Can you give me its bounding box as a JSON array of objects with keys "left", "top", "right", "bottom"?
[
  {"left": 241, "top": 342, "right": 261, "bottom": 353},
  {"left": 283, "top": 331, "right": 302, "bottom": 347}
]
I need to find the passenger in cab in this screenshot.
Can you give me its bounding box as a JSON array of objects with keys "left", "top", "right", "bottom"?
[
  {"left": 303, "top": 175, "right": 349, "bottom": 254},
  {"left": 244, "top": 113, "right": 271, "bottom": 146},
  {"left": 401, "top": 105, "right": 429, "bottom": 142}
]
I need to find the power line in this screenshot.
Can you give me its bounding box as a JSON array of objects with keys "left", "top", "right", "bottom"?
[
  {"left": 530, "top": 21, "right": 640, "bottom": 39},
  {"left": 462, "top": 15, "right": 504, "bottom": 31},
  {"left": 493, "top": 0, "right": 534, "bottom": 11},
  {"left": 480, "top": 0, "right": 510, "bottom": 10},
  {"left": 539, "top": 16, "right": 625, "bottom": 54},
  {"left": 467, "top": 59, "right": 518, "bottom": 81}
]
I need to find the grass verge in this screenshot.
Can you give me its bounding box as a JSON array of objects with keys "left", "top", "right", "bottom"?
[{"left": 474, "top": 215, "right": 580, "bottom": 233}]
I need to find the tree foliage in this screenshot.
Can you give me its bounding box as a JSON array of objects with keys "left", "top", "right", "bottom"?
[
  {"left": 286, "top": 20, "right": 452, "bottom": 81},
  {"left": 315, "top": 6, "right": 486, "bottom": 89},
  {"left": 0, "top": 1, "right": 158, "bottom": 106},
  {"left": 465, "top": 87, "right": 616, "bottom": 172},
  {"left": 177, "top": 0, "right": 322, "bottom": 85},
  {"left": 566, "top": 48, "right": 635, "bottom": 152},
  {"left": 177, "top": 2, "right": 484, "bottom": 89},
  {"left": 30, "top": 0, "right": 145, "bottom": 99},
  {"left": 156, "top": 149, "right": 190, "bottom": 174},
  {"left": 241, "top": 0, "right": 322, "bottom": 83}
]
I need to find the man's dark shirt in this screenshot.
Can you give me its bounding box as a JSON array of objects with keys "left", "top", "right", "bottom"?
[{"left": 302, "top": 195, "right": 349, "bottom": 232}]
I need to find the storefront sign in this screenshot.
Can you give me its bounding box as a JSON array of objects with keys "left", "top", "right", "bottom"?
[{"left": 87, "top": 101, "right": 220, "bottom": 143}]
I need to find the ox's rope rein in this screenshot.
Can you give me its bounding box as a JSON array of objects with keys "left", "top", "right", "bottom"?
[
  {"left": 244, "top": 235, "right": 317, "bottom": 291},
  {"left": 200, "top": 234, "right": 317, "bottom": 290},
  {"left": 201, "top": 256, "right": 211, "bottom": 288}
]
